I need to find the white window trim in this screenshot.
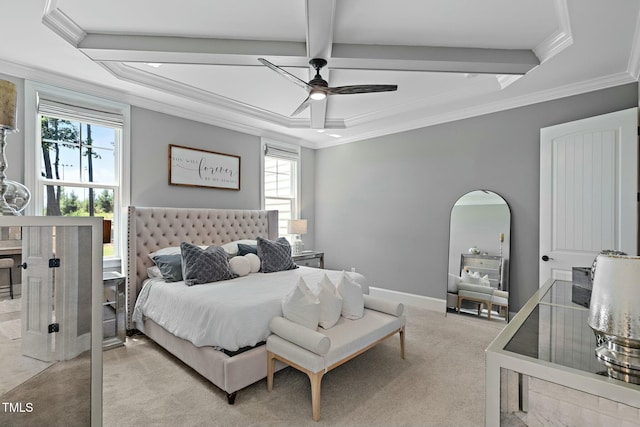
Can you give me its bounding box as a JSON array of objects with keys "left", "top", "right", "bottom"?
[
  {"left": 260, "top": 137, "right": 301, "bottom": 226},
  {"left": 24, "top": 81, "right": 131, "bottom": 269}
]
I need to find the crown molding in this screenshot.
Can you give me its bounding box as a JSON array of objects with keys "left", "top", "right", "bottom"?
[
  {"left": 627, "top": 9, "right": 640, "bottom": 80},
  {"left": 533, "top": 0, "right": 572, "bottom": 63},
  {"left": 316, "top": 71, "right": 636, "bottom": 149},
  {"left": 42, "top": 0, "right": 85, "bottom": 46}
]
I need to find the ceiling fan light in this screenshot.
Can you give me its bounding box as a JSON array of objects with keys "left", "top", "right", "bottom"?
[{"left": 310, "top": 89, "right": 326, "bottom": 101}]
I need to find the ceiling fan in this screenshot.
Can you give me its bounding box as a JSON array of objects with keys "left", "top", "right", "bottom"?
[{"left": 258, "top": 58, "right": 398, "bottom": 116}]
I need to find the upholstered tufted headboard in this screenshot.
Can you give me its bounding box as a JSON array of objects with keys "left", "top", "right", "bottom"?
[{"left": 126, "top": 206, "right": 278, "bottom": 329}]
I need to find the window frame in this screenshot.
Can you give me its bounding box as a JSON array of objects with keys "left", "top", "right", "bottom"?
[
  {"left": 24, "top": 81, "right": 131, "bottom": 269},
  {"left": 261, "top": 138, "right": 301, "bottom": 239}
]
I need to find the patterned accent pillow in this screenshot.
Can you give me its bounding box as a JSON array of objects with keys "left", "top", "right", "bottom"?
[
  {"left": 256, "top": 237, "right": 298, "bottom": 273},
  {"left": 180, "top": 242, "right": 233, "bottom": 286}
]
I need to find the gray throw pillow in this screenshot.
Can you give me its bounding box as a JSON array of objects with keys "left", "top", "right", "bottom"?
[
  {"left": 152, "top": 254, "right": 183, "bottom": 282},
  {"left": 180, "top": 242, "right": 233, "bottom": 286},
  {"left": 257, "top": 237, "right": 298, "bottom": 273}
]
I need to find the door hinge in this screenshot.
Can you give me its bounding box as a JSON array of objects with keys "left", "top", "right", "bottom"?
[
  {"left": 48, "top": 258, "right": 60, "bottom": 268},
  {"left": 48, "top": 323, "right": 59, "bottom": 333}
]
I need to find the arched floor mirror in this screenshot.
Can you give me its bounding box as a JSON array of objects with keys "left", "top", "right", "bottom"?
[{"left": 446, "top": 190, "right": 511, "bottom": 321}]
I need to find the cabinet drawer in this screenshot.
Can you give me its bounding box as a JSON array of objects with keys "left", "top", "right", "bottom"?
[{"left": 296, "top": 258, "right": 322, "bottom": 268}]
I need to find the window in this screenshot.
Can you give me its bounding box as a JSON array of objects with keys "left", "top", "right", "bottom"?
[
  {"left": 24, "top": 82, "right": 130, "bottom": 264},
  {"left": 262, "top": 141, "right": 300, "bottom": 238}
]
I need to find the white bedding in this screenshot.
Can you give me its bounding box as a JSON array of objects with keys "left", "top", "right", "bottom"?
[{"left": 132, "top": 267, "right": 370, "bottom": 351}]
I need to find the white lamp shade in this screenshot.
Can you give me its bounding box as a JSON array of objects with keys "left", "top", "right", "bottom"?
[
  {"left": 588, "top": 254, "right": 640, "bottom": 345},
  {"left": 287, "top": 219, "right": 307, "bottom": 235},
  {"left": 0, "top": 80, "right": 17, "bottom": 130}
]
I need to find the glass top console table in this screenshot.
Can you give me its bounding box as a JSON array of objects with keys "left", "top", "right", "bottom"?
[{"left": 486, "top": 279, "right": 640, "bottom": 426}]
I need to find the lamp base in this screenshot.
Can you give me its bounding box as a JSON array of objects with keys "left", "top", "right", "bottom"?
[{"left": 292, "top": 238, "right": 304, "bottom": 256}]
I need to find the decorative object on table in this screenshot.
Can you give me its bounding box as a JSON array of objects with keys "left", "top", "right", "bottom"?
[
  {"left": 0, "top": 80, "right": 28, "bottom": 216},
  {"left": 571, "top": 266, "right": 593, "bottom": 308},
  {"left": 499, "top": 232, "right": 504, "bottom": 257},
  {"left": 168, "top": 144, "right": 241, "bottom": 190},
  {"left": 468, "top": 246, "right": 480, "bottom": 255},
  {"left": 287, "top": 219, "right": 307, "bottom": 256},
  {"left": 587, "top": 254, "right": 640, "bottom": 384},
  {"left": 591, "top": 249, "right": 627, "bottom": 281}
]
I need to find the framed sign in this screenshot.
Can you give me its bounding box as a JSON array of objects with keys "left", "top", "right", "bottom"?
[{"left": 169, "top": 144, "right": 241, "bottom": 190}]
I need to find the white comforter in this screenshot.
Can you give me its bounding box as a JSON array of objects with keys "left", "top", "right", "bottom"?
[{"left": 132, "top": 267, "right": 370, "bottom": 351}]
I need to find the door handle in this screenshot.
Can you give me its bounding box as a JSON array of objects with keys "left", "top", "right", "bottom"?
[
  {"left": 541, "top": 255, "right": 553, "bottom": 262},
  {"left": 18, "top": 262, "right": 27, "bottom": 269}
]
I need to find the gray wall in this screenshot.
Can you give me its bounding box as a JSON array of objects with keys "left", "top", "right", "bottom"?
[
  {"left": 130, "top": 107, "right": 261, "bottom": 209},
  {"left": 314, "top": 83, "right": 638, "bottom": 311},
  {"left": 130, "top": 106, "right": 316, "bottom": 248}
]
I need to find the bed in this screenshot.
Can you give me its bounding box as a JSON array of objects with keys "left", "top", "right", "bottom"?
[{"left": 126, "top": 206, "right": 370, "bottom": 403}]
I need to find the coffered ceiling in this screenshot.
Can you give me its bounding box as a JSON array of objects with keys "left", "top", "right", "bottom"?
[{"left": 1, "top": 1, "right": 639, "bottom": 148}]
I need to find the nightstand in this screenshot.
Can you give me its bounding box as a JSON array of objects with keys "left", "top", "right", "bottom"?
[
  {"left": 103, "top": 271, "right": 126, "bottom": 349},
  {"left": 292, "top": 251, "right": 324, "bottom": 269}
]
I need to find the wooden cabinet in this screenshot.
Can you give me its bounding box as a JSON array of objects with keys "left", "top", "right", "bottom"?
[{"left": 460, "top": 254, "right": 504, "bottom": 290}]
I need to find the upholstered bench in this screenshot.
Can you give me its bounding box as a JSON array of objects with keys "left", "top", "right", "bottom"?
[
  {"left": 266, "top": 295, "right": 405, "bottom": 421},
  {"left": 457, "top": 282, "right": 509, "bottom": 321}
]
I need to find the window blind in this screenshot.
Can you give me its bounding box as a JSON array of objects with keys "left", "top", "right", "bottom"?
[
  {"left": 264, "top": 143, "right": 299, "bottom": 160},
  {"left": 38, "top": 96, "right": 124, "bottom": 128}
]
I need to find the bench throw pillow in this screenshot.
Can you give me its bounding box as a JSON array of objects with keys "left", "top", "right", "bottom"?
[
  {"left": 282, "top": 277, "right": 320, "bottom": 330},
  {"left": 337, "top": 271, "right": 365, "bottom": 319},
  {"left": 180, "top": 242, "right": 233, "bottom": 286},
  {"left": 313, "top": 274, "right": 343, "bottom": 329},
  {"left": 257, "top": 237, "right": 298, "bottom": 273}
]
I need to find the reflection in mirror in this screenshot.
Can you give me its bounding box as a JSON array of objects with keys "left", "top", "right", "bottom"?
[
  {"left": 446, "top": 190, "right": 511, "bottom": 321},
  {"left": 0, "top": 225, "right": 92, "bottom": 426}
]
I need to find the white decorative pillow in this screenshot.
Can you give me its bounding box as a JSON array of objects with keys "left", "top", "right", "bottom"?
[
  {"left": 479, "top": 274, "right": 491, "bottom": 287},
  {"left": 149, "top": 244, "right": 207, "bottom": 260},
  {"left": 220, "top": 241, "right": 239, "bottom": 257},
  {"left": 245, "top": 253, "right": 261, "bottom": 273},
  {"left": 461, "top": 270, "right": 481, "bottom": 284},
  {"left": 447, "top": 273, "right": 461, "bottom": 293},
  {"left": 337, "top": 271, "right": 364, "bottom": 320},
  {"left": 281, "top": 277, "right": 320, "bottom": 330},
  {"left": 147, "top": 266, "right": 163, "bottom": 279},
  {"left": 229, "top": 256, "right": 251, "bottom": 277},
  {"left": 313, "top": 274, "right": 343, "bottom": 329}
]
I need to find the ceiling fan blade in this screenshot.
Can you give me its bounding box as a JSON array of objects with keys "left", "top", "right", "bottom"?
[
  {"left": 327, "top": 84, "right": 398, "bottom": 95},
  {"left": 291, "top": 96, "right": 312, "bottom": 116},
  {"left": 258, "top": 58, "right": 311, "bottom": 92}
]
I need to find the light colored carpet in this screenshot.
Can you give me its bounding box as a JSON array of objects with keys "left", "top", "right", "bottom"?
[
  {"left": 0, "top": 297, "right": 21, "bottom": 315},
  {"left": 103, "top": 306, "right": 505, "bottom": 427},
  {"left": 0, "top": 318, "right": 21, "bottom": 340}
]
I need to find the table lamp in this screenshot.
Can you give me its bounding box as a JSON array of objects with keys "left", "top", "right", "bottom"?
[{"left": 287, "top": 219, "right": 307, "bottom": 256}]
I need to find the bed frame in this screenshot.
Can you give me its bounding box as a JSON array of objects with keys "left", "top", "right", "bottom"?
[{"left": 126, "top": 206, "right": 285, "bottom": 403}]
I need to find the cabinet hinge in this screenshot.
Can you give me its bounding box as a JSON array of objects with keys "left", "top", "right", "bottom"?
[
  {"left": 48, "top": 258, "right": 60, "bottom": 268},
  {"left": 48, "top": 323, "right": 59, "bottom": 333}
]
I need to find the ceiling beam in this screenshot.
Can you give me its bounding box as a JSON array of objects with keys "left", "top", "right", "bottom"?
[
  {"left": 79, "top": 34, "right": 308, "bottom": 66},
  {"left": 331, "top": 44, "right": 539, "bottom": 75},
  {"left": 306, "top": 0, "right": 336, "bottom": 128}
]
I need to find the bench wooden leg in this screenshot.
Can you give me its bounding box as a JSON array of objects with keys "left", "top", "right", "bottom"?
[
  {"left": 267, "top": 351, "right": 276, "bottom": 391},
  {"left": 308, "top": 370, "right": 325, "bottom": 422}
]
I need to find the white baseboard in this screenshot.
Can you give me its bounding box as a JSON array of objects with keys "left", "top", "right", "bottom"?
[{"left": 369, "top": 287, "right": 446, "bottom": 312}]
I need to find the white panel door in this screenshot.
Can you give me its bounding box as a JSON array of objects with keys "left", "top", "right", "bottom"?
[
  {"left": 21, "top": 227, "right": 55, "bottom": 362},
  {"left": 540, "top": 108, "right": 638, "bottom": 285}
]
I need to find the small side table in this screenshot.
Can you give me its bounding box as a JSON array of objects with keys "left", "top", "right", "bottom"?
[
  {"left": 292, "top": 251, "right": 324, "bottom": 269},
  {"left": 103, "top": 271, "right": 126, "bottom": 349}
]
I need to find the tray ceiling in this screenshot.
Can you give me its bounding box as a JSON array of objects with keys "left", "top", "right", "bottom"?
[{"left": 1, "top": 1, "right": 639, "bottom": 148}]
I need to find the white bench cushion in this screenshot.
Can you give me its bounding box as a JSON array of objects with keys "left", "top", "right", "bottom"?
[{"left": 267, "top": 308, "right": 405, "bottom": 373}]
